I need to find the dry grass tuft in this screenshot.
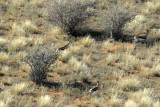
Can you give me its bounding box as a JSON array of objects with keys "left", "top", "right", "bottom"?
[
  {"left": 59, "top": 49, "right": 72, "bottom": 62},
  {"left": 30, "top": 0, "right": 44, "bottom": 7},
  {"left": 12, "top": 23, "right": 25, "bottom": 36},
  {"left": 102, "top": 41, "right": 114, "bottom": 49},
  {"left": 0, "top": 101, "right": 7, "bottom": 107},
  {"left": 108, "top": 95, "right": 123, "bottom": 107},
  {"left": 123, "top": 14, "right": 154, "bottom": 33},
  {"left": 0, "top": 37, "right": 7, "bottom": 47},
  {"left": 38, "top": 95, "right": 52, "bottom": 107},
  {"left": 50, "top": 26, "right": 67, "bottom": 37},
  {"left": 142, "top": 0, "right": 160, "bottom": 14},
  {"left": 80, "top": 36, "right": 95, "bottom": 47},
  {"left": 59, "top": 45, "right": 82, "bottom": 62},
  {"left": 124, "top": 99, "right": 138, "bottom": 107},
  {"left": 69, "top": 45, "right": 82, "bottom": 54},
  {"left": 124, "top": 53, "right": 141, "bottom": 70},
  {"left": 33, "top": 37, "right": 43, "bottom": 46},
  {"left": 139, "top": 96, "right": 153, "bottom": 107},
  {"left": 82, "top": 54, "right": 91, "bottom": 65},
  {"left": 105, "top": 54, "right": 120, "bottom": 65},
  {"left": 19, "top": 63, "right": 31, "bottom": 72},
  {"left": 0, "top": 52, "right": 9, "bottom": 63},
  {"left": 130, "top": 89, "right": 153, "bottom": 104},
  {"left": 0, "top": 91, "right": 12, "bottom": 107},
  {"left": 150, "top": 28, "right": 160, "bottom": 38},
  {"left": 12, "top": 20, "right": 39, "bottom": 36},
  {"left": 68, "top": 57, "right": 88, "bottom": 73},
  {"left": 0, "top": 66, "right": 10, "bottom": 74},
  {"left": 90, "top": 97, "right": 107, "bottom": 107},
  {"left": 153, "top": 101, "right": 160, "bottom": 107},
  {"left": 8, "top": 37, "right": 28, "bottom": 52},
  {"left": 123, "top": 15, "right": 146, "bottom": 33},
  {"left": 21, "top": 20, "right": 39, "bottom": 34},
  {"left": 13, "top": 83, "right": 28, "bottom": 94},
  {"left": 119, "top": 78, "right": 140, "bottom": 91}
]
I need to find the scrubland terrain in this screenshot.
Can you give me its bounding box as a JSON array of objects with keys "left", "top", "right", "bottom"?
[{"left": 0, "top": 0, "right": 160, "bottom": 106}]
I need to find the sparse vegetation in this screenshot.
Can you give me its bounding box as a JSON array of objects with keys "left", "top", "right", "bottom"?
[
  {"left": 47, "top": 0, "right": 94, "bottom": 35},
  {"left": 38, "top": 95, "right": 52, "bottom": 107},
  {"left": 119, "top": 78, "right": 140, "bottom": 91},
  {"left": 0, "top": 52, "right": 9, "bottom": 63},
  {"left": 8, "top": 37, "right": 28, "bottom": 52},
  {"left": 105, "top": 4, "right": 135, "bottom": 40},
  {"left": 80, "top": 36, "right": 95, "bottom": 47},
  {"left": 13, "top": 83, "right": 28, "bottom": 94},
  {"left": 0, "top": 0, "right": 160, "bottom": 106},
  {"left": 68, "top": 57, "right": 88, "bottom": 73},
  {"left": 24, "top": 48, "right": 58, "bottom": 84}
]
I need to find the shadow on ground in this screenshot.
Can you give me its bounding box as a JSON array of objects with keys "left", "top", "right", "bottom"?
[{"left": 40, "top": 80, "right": 92, "bottom": 91}]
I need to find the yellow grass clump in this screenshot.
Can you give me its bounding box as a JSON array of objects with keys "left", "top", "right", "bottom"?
[
  {"left": 143, "top": 0, "right": 160, "bottom": 14},
  {"left": 108, "top": 95, "right": 123, "bottom": 107},
  {"left": 59, "top": 49, "right": 71, "bottom": 62},
  {"left": 59, "top": 45, "right": 82, "bottom": 62},
  {"left": 153, "top": 101, "right": 160, "bottom": 107},
  {"left": 33, "top": 37, "right": 43, "bottom": 46},
  {"left": 21, "top": 20, "right": 39, "bottom": 33},
  {"left": 0, "top": 101, "right": 7, "bottom": 107},
  {"left": 50, "top": 26, "right": 67, "bottom": 36},
  {"left": 80, "top": 36, "right": 95, "bottom": 47},
  {"left": 8, "top": 37, "right": 28, "bottom": 52},
  {"left": 124, "top": 99, "right": 138, "bottom": 107},
  {"left": 150, "top": 28, "right": 160, "bottom": 38},
  {"left": 123, "top": 15, "right": 146, "bottom": 33},
  {"left": 1, "top": 66, "right": 10, "bottom": 72},
  {"left": 30, "top": 0, "right": 44, "bottom": 7},
  {"left": 12, "top": 23, "right": 25, "bottom": 36},
  {"left": 0, "top": 38, "right": 7, "bottom": 46},
  {"left": 102, "top": 41, "right": 114, "bottom": 49},
  {"left": 105, "top": 54, "right": 120, "bottom": 65},
  {"left": 82, "top": 54, "right": 91, "bottom": 65},
  {"left": 124, "top": 53, "right": 141, "bottom": 70},
  {"left": 68, "top": 57, "right": 88, "bottom": 73},
  {"left": 49, "top": 27, "right": 68, "bottom": 40},
  {"left": 0, "top": 52, "right": 9, "bottom": 63},
  {"left": 90, "top": 98, "right": 107, "bottom": 107},
  {"left": 38, "top": 95, "right": 52, "bottom": 107},
  {"left": 0, "top": 91, "right": 12, "bottom": 107},
  {"left": 119, "top": 78, "right": 140, "bottom": 91},
  {"left": 139, "top": 96, "right": 153, "bottom": 107},
  {"left": 13, "top": 82, "right": 28, "bottom": 94},
  {"left": 130, "top": 88, "right": 153, "bottom": 104},
  {"left": 10, "top": 0, "right": 26, "bottom": 8},
  {"left": 19, "top": 63, "right": 31, "bottom": 72},
  {"left": 123, "top": 15, "right": 153, "bottom": 33},
  {"left": 16, "top": 51, "right": 28, "bottom": 59},
  {"left": 12, "top": 20, "right": 39, "bottom": 36},
  {"left": 68, "top": 45, "right": 82, "bottom": 54}
]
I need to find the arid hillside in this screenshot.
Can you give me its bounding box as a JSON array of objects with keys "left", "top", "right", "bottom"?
[{"left": 0, "top": 0, "right": 160, "bottom": 107}]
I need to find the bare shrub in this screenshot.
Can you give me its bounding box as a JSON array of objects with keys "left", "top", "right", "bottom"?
[
  {"left": 105, "top": 5, "right": 135, "bottom": 40},
  {"left": 47, "top": 0, "right": 94, "bottom": 35},
  {"left": 24, "top": 48, "right": 58, "bottom": 84}
]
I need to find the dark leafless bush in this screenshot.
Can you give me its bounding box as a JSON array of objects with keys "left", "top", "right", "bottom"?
[
  {"left": 105, "top": 5, "right": 135, "bottom": 40},
  {"left": 47, "top": 0, "right": 95, "bottom": 35},
  {"left": 24, "top": 48, "right": 58, "bottom": 84}
]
